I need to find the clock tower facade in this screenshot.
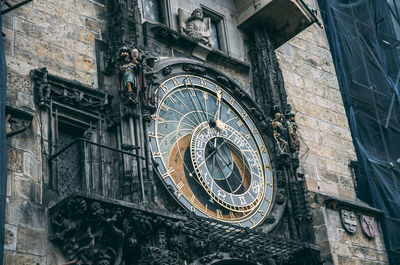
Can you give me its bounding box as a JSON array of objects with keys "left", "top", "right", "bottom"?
[{"left": 2, "top": 0, "right": 390, "bottom": 264}]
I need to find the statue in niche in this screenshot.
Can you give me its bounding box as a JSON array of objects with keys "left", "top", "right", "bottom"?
[
  {"left": 179, "top": 8, "right": 214, "bottom": 47},
  {"left": 117, "top": 46, "right": 141, "bottom": 105}
]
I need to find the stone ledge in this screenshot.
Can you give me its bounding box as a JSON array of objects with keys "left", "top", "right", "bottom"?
[
  {"left": 6, "top": 104, "right": 35, "bottom": 119},
  {"left": 49, "top": 193, "right": 322, "bottom": 265},
  {"left": 144, "top": 22, "right": 250, "bottom": 74},
  {"left": 324, "top": 195, "right": 383, "bottom": 217}
]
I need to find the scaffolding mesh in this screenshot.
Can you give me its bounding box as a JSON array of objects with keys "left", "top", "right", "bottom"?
[{"left": 318, "top": 0, "right": 400, "bottom": 264}]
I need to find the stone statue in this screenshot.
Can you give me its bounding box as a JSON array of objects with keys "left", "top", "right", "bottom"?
[
  {"left": 286, "top": 112, "right": 300, "bottom": 153},
  {"left": 117, "top": 46, "right": 141, "bottom": 105},
  {"left": 179, "top": 8, "right": 214, "bottom": 47},
  {"left": 140, "top": 57, "right": 157, "bottom": 110},
  {"left": 271, "top": 112, "right": 289, "bottom": 156}
]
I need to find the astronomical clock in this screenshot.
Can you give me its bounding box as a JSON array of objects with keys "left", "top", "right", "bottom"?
[{"left": 149, "top": 63, "right": 281, "bottom": 229}]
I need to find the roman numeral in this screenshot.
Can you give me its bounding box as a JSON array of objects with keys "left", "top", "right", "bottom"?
[
  {"left": 172, "top": 77, "right": 180, "bottom": 86},
  {"left": 174, "top": 181, "right": 184, "bottom": 198},
  {"left": 252, "top": 129, "right": 259, "bottom": 135},
  {"left": 161, "top": 103, "right": 169, "bottom": 112},
  {"left": 169, "top": 96, "right": 176, "bottom": 103},
  {"left": 176, "top": 181, "right": 184, "bottom": 190},
  {"left": 202, "top": 91, "right": 208, "bottom": 100},
  {"left": 200, "top": 78, "right": 206, "bottom": 87},
  {"left": 189, "top": 87, "right": 196, "bottom": 96},
  {"left": 238, "top": 196, "right": 247, "bottom": 205},
  {"left": 229, "top": 211, "right": 235, "bottom": 219},
  {"left": 149, "top": 132, "right": 164, "bottom": 139},
  {"left": 237, "top": 120, "right": 243, "bottom": 127},
  {"left": 216, "top": 209, "right": 223, "bottom": 218},
  {"left": 160, "top": 84, "right": 168, "bottom": 93},
  {"left": 162, "top": 167, "right": 175, "bottom": 179}
]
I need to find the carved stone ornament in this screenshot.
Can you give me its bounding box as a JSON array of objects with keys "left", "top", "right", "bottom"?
[
  {"left": 360, "top": 215, "right": 376, "bottom": 239},
  {"left": 31, "top": 68, "right": 112, "bottom": 112},
  {"left": 178, "top": 8, "right": 214, "bottom": 47},
  {"left": 340, "top": 209, "right": 357, "bottom": 234},
  {"left": 49, "top": 195, "right": 322, "bottom": 265}
]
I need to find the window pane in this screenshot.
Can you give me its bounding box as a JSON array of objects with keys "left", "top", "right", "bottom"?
[
  {"left": 211, "top": 21, "right": 220, "bottom": 50},
  {"left": 144, "top": 0, "right": 160, "bottom": 22}
]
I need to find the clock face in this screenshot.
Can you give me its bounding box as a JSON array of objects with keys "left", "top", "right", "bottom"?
[{"left": 149, "top": 74, "right": 274, "bottom": 228}]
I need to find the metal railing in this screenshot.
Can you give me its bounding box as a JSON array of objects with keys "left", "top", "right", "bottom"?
[{"left": 49, "top": 138, "right": 145, "bottom": 202}]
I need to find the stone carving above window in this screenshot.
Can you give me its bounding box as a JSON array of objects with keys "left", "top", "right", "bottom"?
[{"left": 178, "top": 8, "right": 214, "bottom": 47}]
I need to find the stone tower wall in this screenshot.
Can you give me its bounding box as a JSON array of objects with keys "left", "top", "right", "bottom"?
[
  {"left": 275, "top": 0, "right": 388, "bottom": 264},
  {"left": 3, "top": 0, "right": 106, "bottom": 263}
]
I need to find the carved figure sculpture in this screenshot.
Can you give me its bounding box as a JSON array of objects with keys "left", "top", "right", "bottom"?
[
  {"left": 117, "top": 46, "right": 141, "bottom": 104},
  {"left": 141, "top": 57, "right": 157, "bottom": 110},
  {"left": 286, "top": 112, "right": 300, "bottom": 153},
  {"left": 271, "top": 112, "right": 289, "bottom": 156},
  {"left": 180, "top": 8, "right": 214, "bottom": 47}
]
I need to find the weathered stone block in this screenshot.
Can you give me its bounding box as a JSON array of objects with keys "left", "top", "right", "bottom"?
[
  {"left": 317, "top": 181, "right": 339, "bottom": 196},
  {"left": 337, "top": 254, "right": 360, "bottom": 265},
  {"left": 15, "top": 253, "right": 45, "bottom": 265},
  {"left": 7, "top": 171, "right": 13, "bottom": 197},
  {"left": 314, "top": 224, "right": 329, "bottom": 243},
  {"left": 7, "top": 71, "right": 32, "bottom": 97},
  {"left": 17, "top": 226, "right": 45, "bottom": 256},
  {"left": 330, "top": 241, "right": 351, "bottom": 256},
  {"left": 349, "top": 246, "right": 378, "bottom": 260},
  {"left": 337, "top": 187, "right": 355, "bottom": 200},
  {"left": 312, "top": 207, "right": 326, "bottom": 226},
  {"left": 14, "top": 175, "right": 40, "bottom": 202},
  {"left": 8, "top": 198, "right": 45, "bottom": 230},
  {"left": 23, "top": 152, "right": 39, "bottom": 180},
  {"left": 85, "top": 17, "right": 106, "bottom": 33},
  {"left": 74, "top": 56, "right": 96, "bottom": 73},
  {"left": 76, "top": 28, "right": 95, "bottom": 44},
  {"left": 4, "top": 224, "right": 18, "bottom": 251},
  {"left": 15, "top": 17, "right": 42, "bottom": 39},
  {"left": 8, "top": 148, "right": 23, "bottom": 172}
]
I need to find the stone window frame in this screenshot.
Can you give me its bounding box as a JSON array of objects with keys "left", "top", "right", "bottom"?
[{"left": 201, "top": 5, "right": 230, "bottom": 53}]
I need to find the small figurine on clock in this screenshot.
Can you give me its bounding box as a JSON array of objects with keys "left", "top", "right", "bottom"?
[{"left": 117, "top": 46, "right": 141, "bottom": 105}]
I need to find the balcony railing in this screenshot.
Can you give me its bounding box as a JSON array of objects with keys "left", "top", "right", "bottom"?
[{"left": 48, "top": 138, "right": 145, "bottom": 202}]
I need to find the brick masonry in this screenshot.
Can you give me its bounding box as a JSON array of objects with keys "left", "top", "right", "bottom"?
[{"left": 2, "top": 0, "right": 389, "bottom": 264}]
